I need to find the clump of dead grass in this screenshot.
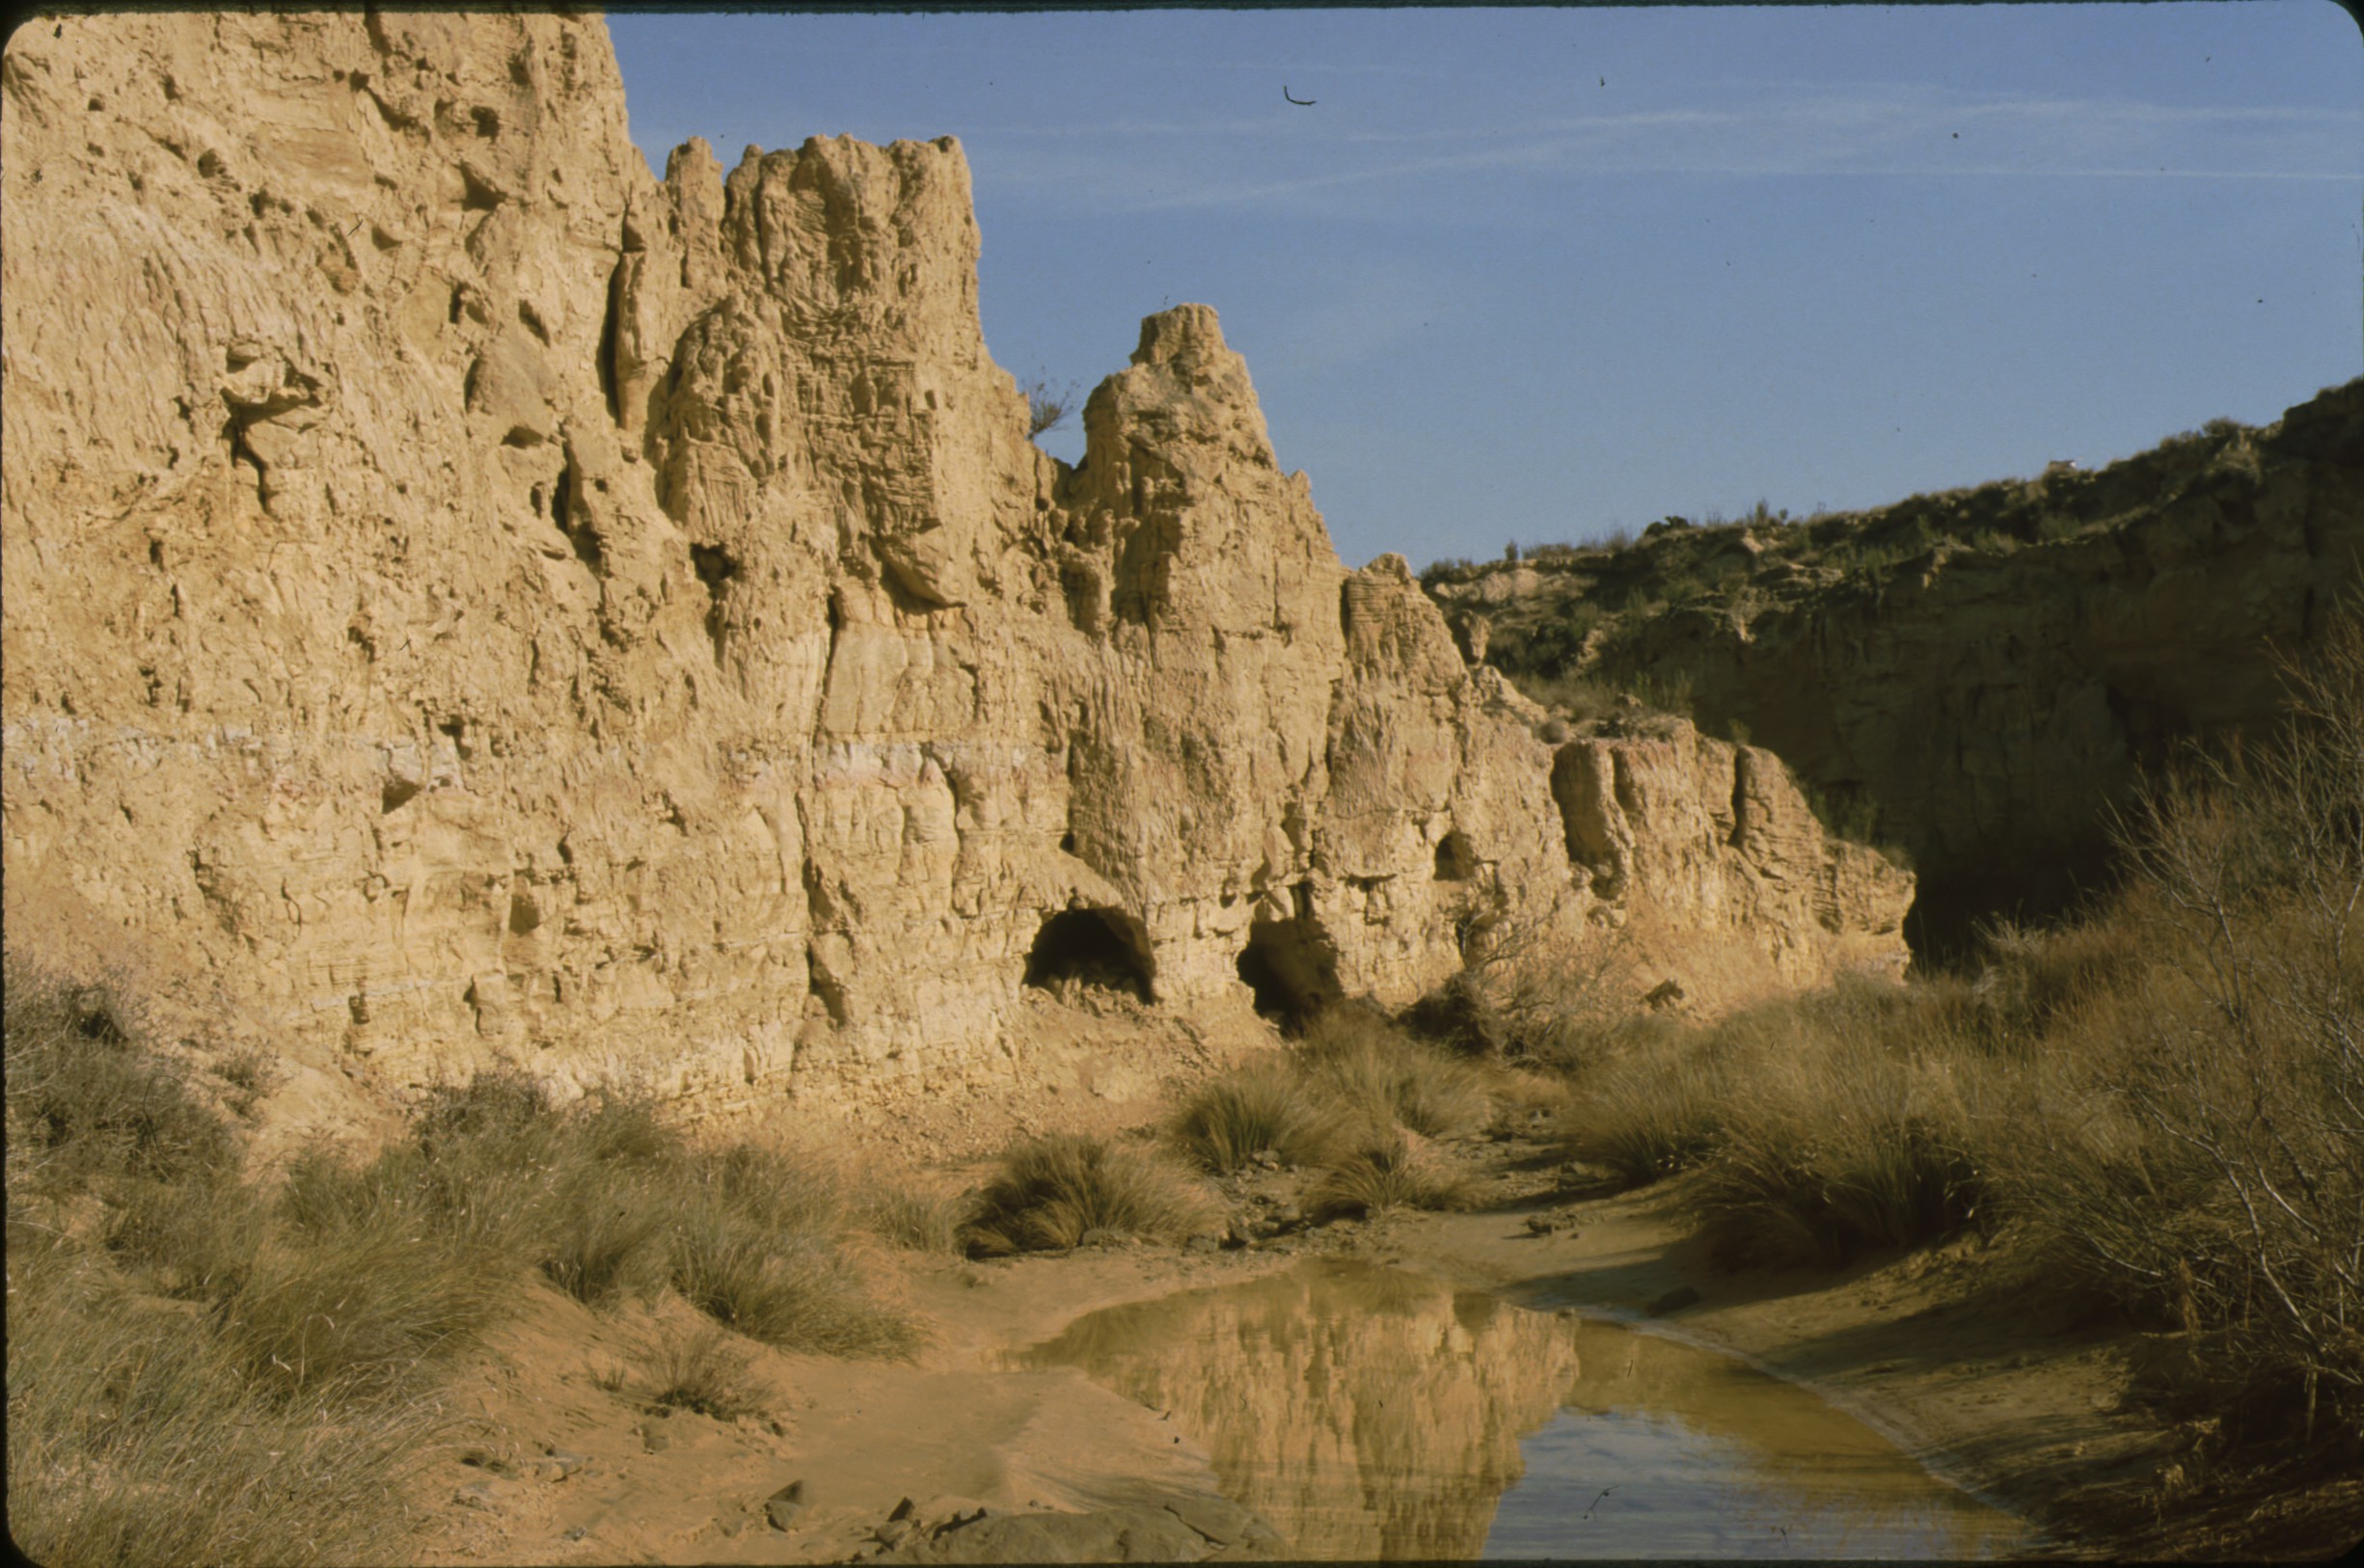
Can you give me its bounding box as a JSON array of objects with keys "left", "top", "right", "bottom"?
[
  {"left": 1562, "top": 1017, "right": 1729, "bottom": 1185},
  {"left": 5, "top": 946, "right": 934, "bottom": 1567},
  {"left": 7, "top": 1244, "right": 448, "bottom": 1568},
  {"left": 1172, "top": 1058, "right": 1343, "bottom": 1173},
  {"left": 964, "top": 1134, "right": 1213, "bottom": 1256},
  {"left": 1170, "top": 1003, "right": 1503, "bottom": 1225},
  {"left": 856, "top": 1179, "right": 969, "bottom": 1254},
  {"left": 1692, "top": 1037, "right": 1988, "bottom": 1267},
  {"left": 1306, "top": 1132, "right": 1474, "bottom": 1220},
  {"left": 4, "top": 956, "right": 448, "bottom": 1568},
  {"left": 276, "top": 1077, "right": 919, "bottom": 1357},
  {"left": 636, "top": 1321, "right": 774, "bottom": 1420},
  {"left": 1296, "top": 1004, "right": 1493, "bottom": 1142},
  {"left": 1557, "top": 980, "right": 1993, "bottom": 1263}
]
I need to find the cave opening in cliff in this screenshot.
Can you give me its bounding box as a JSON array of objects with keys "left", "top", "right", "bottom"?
[
  {"left": 1236, "top": 915, "right": 1343, "bottom": 1034},
  {"left": 1433, "top": 831, "right": 1476, "bottom": 882},
  {"left": 1023, "top": 906, "right": 1155, "bottom": 1002}
]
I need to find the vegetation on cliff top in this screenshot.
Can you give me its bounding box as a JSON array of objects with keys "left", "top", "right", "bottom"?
[{"left": 1417, "top": 392, "right": 2335, "bottom": 714}]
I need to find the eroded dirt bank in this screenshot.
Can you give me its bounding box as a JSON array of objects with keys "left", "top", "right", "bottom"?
[{"left": 407, "top": 1087, "right": 2362, "bottom": 1565}]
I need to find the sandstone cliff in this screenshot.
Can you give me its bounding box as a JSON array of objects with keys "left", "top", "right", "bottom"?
[
  {"left": 1428, "top": 385, "right": 2364, "bottom": 953},
  {"left": 1, "top": 11, "right": 1907, "bottom": 1109}
]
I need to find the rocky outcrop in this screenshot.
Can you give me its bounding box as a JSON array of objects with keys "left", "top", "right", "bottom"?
[
  {"left": 1550, "top": 721, "right": 1914, "bottom": 987},
  {"left": 1430, "top": 384, "right": 2364, "bottom": 953},
  {"left": 1, "top": 11, "right": 1907, "bottom": 1110}
]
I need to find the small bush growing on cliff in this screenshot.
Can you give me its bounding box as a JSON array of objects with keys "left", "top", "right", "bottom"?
[
  {"left": 5, "top": 960, "right": 237, "bottom": 1194},
  {"left": 964, "top": 1134, "right": 1212, "bottom": 1256},
  {"left": 1024, "top": 376, "right": 1079, "bottom": 438},
  {"left": 1411, "top": 915, "right": 1634, "bottom": 1067}
]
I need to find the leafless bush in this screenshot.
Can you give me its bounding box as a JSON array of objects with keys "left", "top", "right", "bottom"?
[
  {"left": 2005, "top": 612, "right": 2363, "bottom": 1445},
  {"left": 1023, "top": 376, "right": 1079, "bottom": 438},
  {"left": 1416, "top": 910, "right": 1634, "bottom": 1066}
]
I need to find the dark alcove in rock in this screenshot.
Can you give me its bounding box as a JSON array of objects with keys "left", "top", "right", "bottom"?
[{"left": 1024, "top": 906, "right": 1155, "bottom": 1002}]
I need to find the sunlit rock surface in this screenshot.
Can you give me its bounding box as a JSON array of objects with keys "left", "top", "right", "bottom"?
[{"left": 2, "top": 10, "right": 1908, "bottom": 1108}]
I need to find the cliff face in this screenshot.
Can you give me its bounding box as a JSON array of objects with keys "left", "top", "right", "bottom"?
[
  {"left": 1, "top": 12, "right": 1907, "bottom": 1107},
  {"left": 1430, "top": 384, "right": 2364, "bottom": 954}
]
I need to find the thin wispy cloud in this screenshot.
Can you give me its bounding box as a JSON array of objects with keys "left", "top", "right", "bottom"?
[{"left": 970, "top": 86, "right": 2362, "bottom": 216}]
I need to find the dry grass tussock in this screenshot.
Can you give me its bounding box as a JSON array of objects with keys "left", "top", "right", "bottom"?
[
  {"left": 1171, "top": 1057, "right": 1342, "bottom": 1174},
  {"left": 1555, "top": 610, "right": 2364, "bottom": 1458},
  {"left": 5, "top": 960, "right": 927, "bottom": 1566},
  {"left": 1295, "top": 1001, "right": 1493, "bottom": 1141},
  {"left": 979, "top": 1004, "right": 1499, "bottom": 1254},
  {"left": 963, "top": 1133, "right": 1213, "bottom": 1256},
  {"left": 281, "top": 1075, "right": 920, "bottom": 1359},
  {"left": 6, "top": 960, "right": 448, "bottom": 1566},
  {"left": 632, "top": 1320, "right": 775, "bottom": 1421},
  {"left": 1560, "top": 981, "right": 1994, "bottom": 1266},
  {"left": 1306, "top": 1131, "right": 1474, "bottom": 1221},
  {"left": 1165, "top": 1002, "right": 1496, "bottom": 1221}
]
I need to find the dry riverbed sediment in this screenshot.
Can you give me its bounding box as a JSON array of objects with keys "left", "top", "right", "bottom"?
[{"left": 406, "top": 1099, "right": 2361, "bottom": 1566}]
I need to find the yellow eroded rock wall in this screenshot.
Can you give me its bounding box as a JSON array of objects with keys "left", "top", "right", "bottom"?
[{"left": 1, "top": 12, "right": 1908, "bottom": 1107}]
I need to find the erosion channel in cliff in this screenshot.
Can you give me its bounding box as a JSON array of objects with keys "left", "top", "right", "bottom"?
[{"left": 1014, "top": 1257, "right": 2028, "bottom": 1561}]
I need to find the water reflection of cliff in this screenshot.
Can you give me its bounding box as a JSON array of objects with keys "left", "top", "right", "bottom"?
[{"left": 1017, "top": 1258, "right": 1578, "bottom": 1560}]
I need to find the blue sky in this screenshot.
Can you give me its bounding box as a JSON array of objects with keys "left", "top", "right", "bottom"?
[{"left": 608, "top": 4, "right": 2363, "bottom": 569}]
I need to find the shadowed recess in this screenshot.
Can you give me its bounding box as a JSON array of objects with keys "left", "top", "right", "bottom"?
[
  {"left": 1236, "top": 913, "right": 1342, "bottom": 1032},
  {"left": 1023, "top": 906, "right": 1155, "bottom": 1002}
]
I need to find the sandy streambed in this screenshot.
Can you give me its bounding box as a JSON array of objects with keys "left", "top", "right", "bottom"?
[{"left": 415, "top": 1131, "right": 2230, "bottom": 1565}]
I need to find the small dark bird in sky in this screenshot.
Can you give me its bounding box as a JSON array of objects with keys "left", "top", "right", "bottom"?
[{"left": 1283, "top": 86, "right": 1315, "bottom": 106}]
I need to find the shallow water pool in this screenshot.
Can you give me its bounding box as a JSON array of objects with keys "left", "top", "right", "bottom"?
[{"left": 1012, "top": 1257, "right": 2028, "bottom": 1560}]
